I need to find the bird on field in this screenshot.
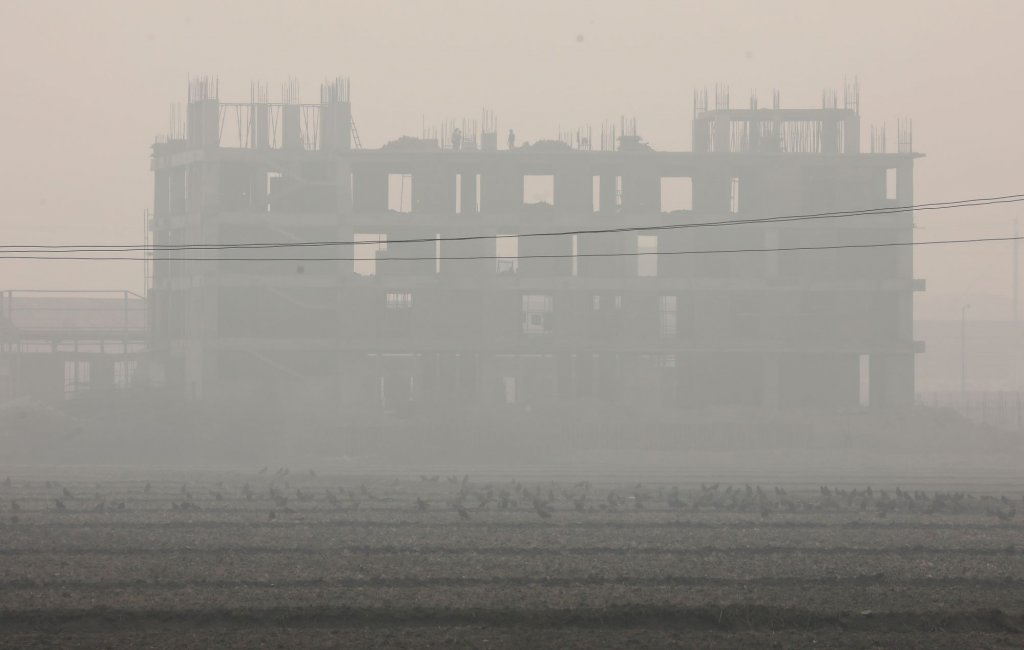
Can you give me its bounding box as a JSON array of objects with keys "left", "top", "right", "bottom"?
[
  {"left": 10, "top": 500, "right": 21, "bottom": 512},
  {"left": 54, "top": 499, "right": 66, "bottom": 512},
  {"left": 268, "top": 510, "right": 276, "bottom": 521},
  {"left": 94, "top": 501, "right": 106, "bottom": 512},
  {"left": 309, "top": 469, "right": 317, "bottom": 478},
  {"left": 416, "top": 498, "right": 429, "bottom": 512},
  {"left": 143, "top": 482, "right": 151, "bottom": 494},
  {"left": 2, "top": 477, "right": 11, "bottom": 488},
  {"left": 533, "top": 498, "right": 552, "bottom": 519},
  {"left": 211, "top": 491, "right": 224, "bottom": 501},
  {"left": 498, "top": 491, "right": 514, "bottom": 510},
  {"left": 62, "top": 487, "right": 73, "bottom": 498},
  {"left": 258, "top": 466, "right": 268, "bottom": 475},
  {"left": 455, "top": 504, "right": 470, "bottom": 520},
  {"left": 242, "top": 483, "right": 253, "bottom": 500}
]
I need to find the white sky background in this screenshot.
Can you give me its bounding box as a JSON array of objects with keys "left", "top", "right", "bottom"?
[{"left": 0, "top": 0, "right": 1022, "bottom": 320}]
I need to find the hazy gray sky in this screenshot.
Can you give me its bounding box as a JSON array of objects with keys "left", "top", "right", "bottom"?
[{"left": 2, "top": 0, "right": 1022, "bottom": 319}]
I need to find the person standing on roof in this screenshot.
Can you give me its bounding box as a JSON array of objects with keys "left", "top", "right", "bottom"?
[{"left": 507, "top": 129, "right": 516, "bottom": 150}]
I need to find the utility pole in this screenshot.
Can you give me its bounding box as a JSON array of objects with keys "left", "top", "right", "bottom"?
[
  {"left": 1015, "top": 218, "right": 1019, "bottom": 323},
  {"left": 961, "top": 304, "right": 970, "bottom": 408}
]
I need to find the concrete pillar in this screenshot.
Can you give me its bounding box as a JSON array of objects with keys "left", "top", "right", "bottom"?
[
  {"left": 335, "top": 160, "right": 352, "bottom": 216},
  {"left": 352, "top": 168, "right": 388, "bottom": 213},
  {"left": 693, "top": 172, "right": 731, "bottom": 213},
  {"left": 821, "top": 116, "right": 838, "bottom": 154},
  {"left": 692, "top": 117, "right": 711, "bottom": 153},
  {"left": 870, "top": 353, "right": 914, "bottom": 408},
  {"left": 657, "top": 230, "right": 694, "bottom": 278},
  {"left": 154, "top": 170, "right": 170, "bottom": 218},
  {"left": 459, "top": 171, "right": 478, "bottom": 214},
  {"left": 439, "top": 228, "right": 492, "bottom": 276},
  {"left": 598, "top": 174, "right": 618, "bottom": 215},
  {"left": 376, "top": 227, "right": 436, "bottom": 278},
  {"left": 412, "top": 165, "right": 454, "bottom": 215},
  {"left": 578, "top": 232, "right": 630, "bottom": 278},
  {"left": 200, "top": 160, "right": 221, "bottom": 214},
  {"left": 621, "top": 172, "right": 660, "bottom": 216},
  {"left": 481, "top": 167, "right": 522, "bottom": 214},
  {"left": 712, "top": 115, "right": 730, "bottom": 153},
  {"left": 518, "top": 233, "right": 573, "bottom": 277},
  {"left": 895, "top": 159, "right": 915, "bottom": 276},
  {"left": 254, "top": 103, "right": 270, "bottom": 149},
  {"left": 200, "top": 100, "right": 219, "bottom": 150},
  {"left": 319, "top": 101, "right": 351, "bottom": 152},
  {"left": 245, "top": 164, "right": 268, "bottom": 213},
  {"left": 554, "top": 169, "right": 592, "bottom": 215},
  {"left": 282, "top": 105, "right": 302, "bottom": 150},
  {"left": 843, "top": 114, "right": 860, "bottom": 154}
]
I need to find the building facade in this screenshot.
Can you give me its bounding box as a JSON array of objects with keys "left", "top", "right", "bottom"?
[{"left": 149, "top": 78, "right": 922, "bottom": 436}]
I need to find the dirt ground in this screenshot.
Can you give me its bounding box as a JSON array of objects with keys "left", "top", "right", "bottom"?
[{"left": 0, "top": 466, "right": 1021, "bottom": 648}]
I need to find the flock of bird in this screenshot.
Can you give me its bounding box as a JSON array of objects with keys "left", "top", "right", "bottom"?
[{"left": 0, "top": 471, "right": 1019, "bottom": 524}]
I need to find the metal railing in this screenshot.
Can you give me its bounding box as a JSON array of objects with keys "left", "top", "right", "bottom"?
[{"left": 917, "top": 390, "right": 1023, "bottom": 433}]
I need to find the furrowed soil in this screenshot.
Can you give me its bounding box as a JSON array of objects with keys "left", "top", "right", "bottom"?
[{"left": 0, "top": 467, "right": 1021, "bottom": 648}]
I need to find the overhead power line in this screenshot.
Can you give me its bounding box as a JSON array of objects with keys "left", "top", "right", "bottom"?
[
  {"left": 1, "top": 193, "right": 1021, "bottom": 254},
  {"left": 1, "top": 235, "right": 1021, "bottom": 262}
]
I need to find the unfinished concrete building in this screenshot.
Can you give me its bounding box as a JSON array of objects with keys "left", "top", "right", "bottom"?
[
  {"left": 0, "top": 291, "right": 146, "bottom": 403},
  {"left": 149, "top": 78, "right": 922, "bottom": 446}
]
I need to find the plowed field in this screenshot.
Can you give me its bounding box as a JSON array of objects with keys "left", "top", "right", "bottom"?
[{"left": 0, "top": 468, "right": 1021, "bottom": 648}]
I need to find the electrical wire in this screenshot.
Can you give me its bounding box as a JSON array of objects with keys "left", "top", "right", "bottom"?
[
  {"left": 1, "top": 193, "right": 1021, "bottom": 254},
  {"left": 0, "top": 235, "right": 1020, "bottom": 262}
]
